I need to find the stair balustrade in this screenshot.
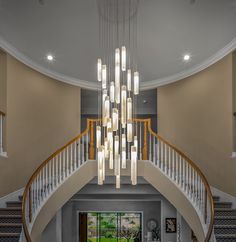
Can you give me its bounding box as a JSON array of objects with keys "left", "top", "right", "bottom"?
[
  {"left": 22, "top": 118, "right": 214, "bottom": 242},
  {"left": 0, "top": 111, "right": 5, "bottom": 155}
]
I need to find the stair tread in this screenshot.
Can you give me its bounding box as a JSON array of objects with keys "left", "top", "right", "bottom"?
[
  {"left": 215, "top": 234, "right": 236, "bottom": 238},
  {"left": 214, "top": 224, "right": 236, "bottom": 229},
  {"left": 215, "top": 208, "right": 236, "bottom": 211},
  {"left": 0, "top": 232, "right": 21, "bottom": 236},
  {"left": 0, "top": 207, "right": 21, "bottom": 211},
  {"left": 0, "top": 223, "right": 22, "bottom": 227},
  {"left": 0, "top": 215, "right": 21, "bottom": 218}
]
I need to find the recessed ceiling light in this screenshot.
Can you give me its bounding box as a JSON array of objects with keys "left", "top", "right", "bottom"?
[
  {"left": 183, "top": 54, "right": 191, "bottom": 62},
  {"left": 46, "top": 54, "right": 54, "bottom": 61}
]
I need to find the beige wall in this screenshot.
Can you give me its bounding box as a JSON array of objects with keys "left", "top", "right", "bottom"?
[
  {"left": 157, "top": 54, "right": 236, "bottom": 196},
  {"left": 0, "top": 54, "right": 81, "bottom": 197},
  {"left": 233, "top": 51, "right": 236, "bottom": 151}
]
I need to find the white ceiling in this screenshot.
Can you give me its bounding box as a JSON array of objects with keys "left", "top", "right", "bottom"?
[{"left": 0, "top": 0, "right": 236, "bottom": 90}]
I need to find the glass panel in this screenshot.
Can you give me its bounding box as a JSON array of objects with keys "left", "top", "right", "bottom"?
[{"left": 87, "top": 212, "right": 142, "bottom": 242}]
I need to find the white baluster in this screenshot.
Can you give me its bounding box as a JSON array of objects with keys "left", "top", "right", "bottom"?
[
  {"left": 168, "top": 147, "right": 171, "bottom": 176},
  {"left": 156, "top": 138, "right": 160, "bottom": 167},
  {"left": 149, "top": 132, "right": 152, "bottom": 162},
  {"left": 172, "top": 150, "right": 175, "bottom": 180},
  {"left": 74, "top": 142, "right": 77, "bottom": 169},
  {"left": 82, "top": 136, "right": 85, "bottom": 164},
  {"left": 153, "top": 136, "right": 156, "bottom": 166},
  {"left": 160, "top": 141, "right": 163, "bottom": 171},
  {"left": 140, "top": 122, "right": 142, "bottom": 160},
  {"left": 0, "top": 114, "right": 3, "bottom": 153},
  {"left": 164, "top": 144, "right": 167, "bottom": 174},
  {"left": 86, "top": 132, "right": 89, "bottom": 161}
]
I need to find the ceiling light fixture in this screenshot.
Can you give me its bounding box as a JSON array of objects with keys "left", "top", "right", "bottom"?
[
  {"left": 96, "top": 0, "right": 140, "bottom": 188},
  {"left": 46, "top": 54, "right": 54, "bottom": 61},
  {"left": 183, "top": 54, "right": 191, "bottom": 62}
]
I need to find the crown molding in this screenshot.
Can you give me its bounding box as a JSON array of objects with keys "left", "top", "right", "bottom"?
[
  {"left": 141, "top": 37, "right": 236, "bottom": 90},
  {"left": 0, "top": 37, "right": 99, "bottom": 90},
  {"left": 1, "top": 36, "right": 236, "bottom": 91}
]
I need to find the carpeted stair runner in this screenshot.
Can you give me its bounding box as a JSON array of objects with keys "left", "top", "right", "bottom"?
[
  {"left": 0, "top": 196, "right": 22, "bottom": 242},
  {"left": 214, "top": 196, "right": 236, "bottom": 242}
]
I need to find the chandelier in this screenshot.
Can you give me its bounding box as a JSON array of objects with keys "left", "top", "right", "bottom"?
[{"left": 96, "top": 0, "right": 140, "bottom": 188}]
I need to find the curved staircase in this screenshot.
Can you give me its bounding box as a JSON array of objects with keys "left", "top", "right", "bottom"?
[
  {"left": 214, "top": 196, "right": 236, "bottom": 242},
  {"left": 20, "top": 118, "right": 215, "bottom": 242}
]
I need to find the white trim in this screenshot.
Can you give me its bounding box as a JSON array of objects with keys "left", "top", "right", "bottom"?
[
  {"left": 211, "top": 186, "right": 236, "bottom": 209},
  {"left": 231, "top": 152, "right": 236, "bottom": 158},
  {"left": 0, "top": 187, "right": 24, "bottom": 208},
  {"left": 0, "top": 151, "right": 7, "bottom": 158},
  {"left": 1, "top": 35, "right": 236, "bottom": 90}
]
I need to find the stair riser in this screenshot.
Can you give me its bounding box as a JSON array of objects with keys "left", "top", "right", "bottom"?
[
  {"left": 0, "top": 210, "right": 21, "bottom": 216},
  {"left": 0, "top": 218, "right": 22, "bottom": 224},
  {"left": 214, "top": 219, "right": 236, "bottom": 225},
  {"left": 214, "top": 204, "right": 232, "bottom": 209},
  {"left": 0, "top": 237, "right": 20, "bottom": 242},
  {"left": 215, "top": 228, "right": 236, "bottom": 234},
  {"left": 6, "top": 203, "right": 22, "bottom": 208},
  {"left": 0, "top": 226, "right": 22, "bottom": 233},
  {"left": 216, "top": 239, "right": 236, "bottom": 242},
  {"left": 215, "top": 211, "right": 236, "bottom": 216}
]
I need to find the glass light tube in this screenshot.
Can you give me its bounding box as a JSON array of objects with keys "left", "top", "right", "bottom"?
[
  {"left": 116, "top": 175, "right": 120, "bottom": 189},
  {"left": 96, "top": 126, "right": 101, "bottom": 148},
  {"left": 104, "top": 138, "right": 109, "bottom": 159},
  {"left": 127, "top": 69, "right": 131, "bottom": 91},
  {"left": 122, "top": 134, "right": 126, "bottom": 149},
  {"left": 131, "top": 146, "right": 137, "bottom": 185},
  {"left": 104, "top": 96, "right": 110, "bottom": 126},
  {"left": 127, "top": 122, "right": 133, "bottom": 142},
  {"left": 107, "top": 118, "right": 112, "bottom": 130},
  {"left": 122, "top": 147, "right": 126, "bottom": 169},
  {"left": 114, "top": 136, "right": 119, "bottom": 176},
  {"left": 127, "top": 98, "right": 132, "bottom": 122},
  {"left": 134, "top": 135, "right": 138, "bottom": 151},
  {"left": 121, "top": 46, "right": 126, "bottom": 71},
  {"left": 109, "top": 150, "right": 114, "bottom": 170},
  {"left": 102, "top": 146, "right": 105, "bottom": 181},
  {"left": 134, "top": 71, "right": 139, "bottom": 95},
  {"left": 115, "top": 63, "right": 120, "bottom": 104},
  {"left": 102, "top": 65, "right": 107, "bottom": 89},
  {"left": 115, "top": 48, "right": 120, "bottom": 65},
  {"left": 112, "top": 108, "right": 119, "bottom": 131},
  {"left": 121, "top": 85, "right": 127, "bottom": 127},
  {"left": 110, "top": 82, "right": 115, "bottom": 103},
  {"left": 97, "top": 58, "right": 102, "bottom": 82},
  {"left": 102, "top": 90, "right": 107, "bottom": 127},
  {"left": 98, "top": 146, "right": 104, "bottom": 185}
]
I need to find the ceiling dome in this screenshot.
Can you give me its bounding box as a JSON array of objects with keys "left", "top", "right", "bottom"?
[{"left": 0, "top": 0, "right": 236, "bottom": 89}]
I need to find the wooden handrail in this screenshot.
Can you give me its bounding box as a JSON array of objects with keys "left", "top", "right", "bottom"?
[
  {"left": 22, "top": 118, "right": 214, "bottom": 242},
  {"left": 146, "top": 119, "right": 214, "bottom": 242},
  {"left": 0, "top": 111, "right": 5, "bottom": 116},
  {"left": 22, "top": 119, "right": 92, "bottom": 242}
]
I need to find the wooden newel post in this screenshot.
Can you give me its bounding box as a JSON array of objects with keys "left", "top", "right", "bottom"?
[
  {"left": 142, "top": 121, "right": 148, "bottom": 160},
  {"left": 204, "top": 189, "right": 207, "bottom": 224},
  {"left": 29, "top": 187, "right": 32, "bottom": 223},
  {"left": 89, "top": 121, "right": 95, "bottom": 160}
]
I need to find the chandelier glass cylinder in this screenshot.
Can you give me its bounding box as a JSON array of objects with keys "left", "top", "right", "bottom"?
[{"left": 96, "top": 0, "right": 140, "bottom": 188}]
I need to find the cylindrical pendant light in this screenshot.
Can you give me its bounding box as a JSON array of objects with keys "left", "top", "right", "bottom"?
[
  {"left": 112, "top": 108, "right": 119, "bottom": 131},
  {"left": 116, "top": 175, "right": 120, "bottom": 189},
  {"left": 96, "top": 126, "right": 101, "bottom": 148},
  {"left": 109, "top": 150, "right": 114, "bottom": 169},
  {"left": 134, "top": 71, "right": 139, "bottom": 95},
  {"left": 121, "top": 46, "right": 126, "bottom": 71},
  {"left": 97, "top": 58, "right": 102, "bottom": 82},
  {"left": 127, "top": 69, "right": 131, "bottom": 91},
  {"left": 110, "top": 82, "right": 115, "bottom": 103},
  {"left": 102, "top": 65, "right": 107, "bottom": 89},
  {"left": 127, "top": 98, "right": 132, "bottom": 122},
  {"left": 122, "top": 147, "right": 126, "bottom": 169},
  {"left": 98, "top": 146, "right": 104, "bottom": 185},
  {"left": 121, "top": 85, "right": 127, "bottom": 127},
  {"left": 131, "top": 146, "right": 137, "bottom": 185},
  {"left": 115, "top": 64, "right": 120, "bottom": 104},
  {"left": 103, "top": 96, "right": 110, "bottom": 126},
  {"left": 127, "top": 122, "right": 133, "bottom": 142}
]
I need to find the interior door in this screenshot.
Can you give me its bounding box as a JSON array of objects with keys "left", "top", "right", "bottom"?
[{"left": 79, "top": 213, "right": 87, "bottom": 242}]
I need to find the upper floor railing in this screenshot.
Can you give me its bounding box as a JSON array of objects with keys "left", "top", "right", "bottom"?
[
  {"left": 0, "top": 110, "right": 6, "bottom": 154},
  {"left": 22, "top": 118, "right": 214, "bottom": 242}
]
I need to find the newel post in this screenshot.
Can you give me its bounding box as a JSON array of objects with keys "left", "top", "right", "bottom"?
[
  {"left": 89, "top": 121, "right": 95, "bottom": 160},
  {"left": 142, "top": 121, "right": 148, "bottom": 160}
]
